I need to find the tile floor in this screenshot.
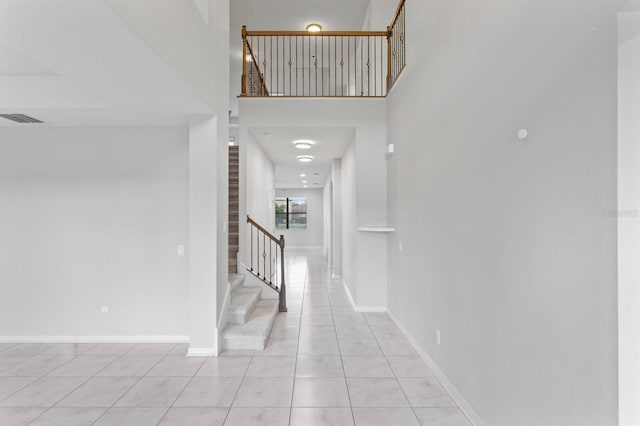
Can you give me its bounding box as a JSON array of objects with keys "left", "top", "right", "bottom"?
[{"left": 0, "top": 249, "right": 471, "bottom": 425}]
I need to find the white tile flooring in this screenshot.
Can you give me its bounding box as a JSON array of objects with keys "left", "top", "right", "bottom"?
[{"left": 0, "top": 249, "right": 471, "bottom": 425}]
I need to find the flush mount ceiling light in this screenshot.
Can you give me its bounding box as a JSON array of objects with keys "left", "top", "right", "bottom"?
[
  {"left": 293, "top": 139, "right": 315, "bottom": 149},
  {"left": 300, "top": 174, "right": 306, "bottom": 177},
  {"left": 306, "top": 23, "right": 322, "bottom": 33},
  {"left": 297, "top": 155, "right": 314, "bottom": 163}
]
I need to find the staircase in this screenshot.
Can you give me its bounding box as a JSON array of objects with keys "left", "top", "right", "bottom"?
[
  {"left": 222, "top": 273, "right": 279, "bottom": 351},
  {"left": 228, "top": 146, "right": 239, "bottom": 273},
  {"left": 223, "top": 146, "right": 281, "bottom": 351}
]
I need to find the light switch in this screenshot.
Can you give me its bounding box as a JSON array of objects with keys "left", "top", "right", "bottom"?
[{"left": 177, "top": 245, "right": 185, "bottom": 256}]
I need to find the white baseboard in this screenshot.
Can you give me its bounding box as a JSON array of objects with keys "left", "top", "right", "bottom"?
[
  {"left": 187, "top": 347, "right": 216, "bottom": 357},
  {"left": 386, "top": 309, "right": 485, "bottom": 426},
  {"left": 0, "top": 336, "right": 189, "bottom": 344},
  {"left": 341, "top": 279, "right": 387, "bottom": 313}
]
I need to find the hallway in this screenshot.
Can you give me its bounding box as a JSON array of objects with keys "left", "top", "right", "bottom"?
[{"left": 0, "top": 249, "right": 470, "bottom": 425}]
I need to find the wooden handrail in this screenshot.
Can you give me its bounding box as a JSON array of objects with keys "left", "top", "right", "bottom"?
[
  {"left": 389, "top": 0, "right": 406, "bottom": 30},
  {"left": 245, "top": 43, "right": 269, "bottom": 96},
  {"left": 247, "top": 215, "right": 283, "bottom": 247},
  {"left": 246, "top": 215, "right": 287, "bottom": 312},
  {"left": 245, "top": 30, "right": 388, "bottom": 37}
]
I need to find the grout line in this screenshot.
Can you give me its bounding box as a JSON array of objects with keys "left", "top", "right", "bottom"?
[
  {"left": 155, "top": 354, "right": 209, "bottom": 424},
  {"left": 89, "top": 346, "right": 175, "bottom": 425},
  {"left": 288, "top": 251, "right": 305, "bottom": 425}
]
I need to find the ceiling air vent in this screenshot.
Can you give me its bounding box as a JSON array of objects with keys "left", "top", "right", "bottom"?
[{"left": 0, "top": 114, "right": 44, "bottom": 124}]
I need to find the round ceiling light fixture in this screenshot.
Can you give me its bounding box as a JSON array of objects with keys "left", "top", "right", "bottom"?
[
  {"left": 300, "top": 173, "right": 306, "bottom": 177},
  {"left": 297, "top": 155, "right": 314, "bottom": 163},
  {"left": 293, "top": 139, "right": 315, "bottom": 150},
  {"left": 306, "top": 23, "right": 323, "bottom": 33}
]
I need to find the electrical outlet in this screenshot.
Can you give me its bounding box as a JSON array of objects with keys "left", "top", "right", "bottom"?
[
  {"left": 435, "top": 329, "right": 441, "bottom": 346},
  {"left": 101, "top": 306, "right": 109, "bottom": 314}
]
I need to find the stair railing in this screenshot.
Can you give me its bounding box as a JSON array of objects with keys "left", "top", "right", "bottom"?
[
  {"left": 246, "top": 215, "right": 287, "bottom": 312},
  {"left": 387, "top": 0, "right": 406, "bottom": 91},
  {"left": 239, "top": 0, "right": 406, "bottom": 98}
]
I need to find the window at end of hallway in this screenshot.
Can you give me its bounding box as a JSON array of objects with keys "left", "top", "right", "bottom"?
[{"left": 276, "top": 197, "right": 307, "bottom": 229}]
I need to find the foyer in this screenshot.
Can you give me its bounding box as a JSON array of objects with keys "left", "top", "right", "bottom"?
[{"left": 0, "top": 249, "right": 469, "bottom": 425}]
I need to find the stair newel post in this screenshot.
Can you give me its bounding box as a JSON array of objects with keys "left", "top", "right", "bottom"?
[{"left": 279, "top": 235, "right": 287, "bottom": 312}]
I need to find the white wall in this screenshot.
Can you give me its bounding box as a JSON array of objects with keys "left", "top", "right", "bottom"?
[
  {"left": 104, "top": 0, "right": 230, "bottom": 341},
  {"left": 188, "top": 116, "right": 223, "bottom": 355},
  {"left": 618, "top": 7, "right": 640, "bottom": 425},
  {"left": 323, "top": 176, "right": 332, "bottom": 259},
  {"left": 275, "top": 188, "right": 324, "bottom": 248},
  {"left": 331, "top": 160, "right": 343, "bottom": 277},
  {"left": 245, "top": 135, "right": 275, "bottom": 228},
  {"left": 239, "top": 130, "right": 276, "bottom": 268},
  {"left": 0, "top": 126, "right": 189, "bottom": 339},
  {"left": 104, "top": 0, "right": 229, "bottom": 112},
  {"left": 341, "top": 142, "right": 357, "bottom": 301},
  {"left": 386, "top": 1, "right": 622, "bottom": 425}
]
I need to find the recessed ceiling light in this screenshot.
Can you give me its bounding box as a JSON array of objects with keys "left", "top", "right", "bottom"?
[
  {"left": 306, "top": 23, "right": 322, "bottom": 33},
  {"left": 304, "top": 185, "right": 308, "bottom": 188},
  {"left": 302, "top": 180, "right": 307, "bottom": 183},
  {"left": 300, "top": 174, "right": 306, "bottom": 177},
  {"left": 297, "top": 155, "right": 314, "bottom": 163},
  {"left": 293, "top": 139, "right": 314, "bottom": 149}
]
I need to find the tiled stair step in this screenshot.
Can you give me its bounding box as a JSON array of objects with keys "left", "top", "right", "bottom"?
[
  {"left": 228, "top": 286, "right": 262, "bottom": 325},
  {"left": 222, "top": 299, "right": 279, "bottom": 351}
]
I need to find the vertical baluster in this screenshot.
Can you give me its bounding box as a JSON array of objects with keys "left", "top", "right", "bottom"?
[
  {"left": 348, "top": 36, "right": 350, "bottom": 96},
  {"left": 360, "top": 35, "right": 363, "bottom": 96},
  {"left": 333, "top": 36, "right": 338, "bottom": 96},
  {"left": 369, "top": 35, "right": 372, "bottom": 96},
  {"left": 263, "top": 233, "right": 266, "bottom": 278},
  {"left": 288, "top": 35, "right": 291, "bottom": 96},
  {"left": 321, "top": 35, "right": 324, "bottom": 96},
  {"left": 341, "top": 37, "right": 344, "bottom": 96},
  {"left": 269, "top": 239, "right": 272, "bottom": 283},
  {"left": 374, "top": 36, "right": 377, "bottom": 96},
  {"left": 379, "top": 34, "right": 382, "bottom": 95},
  {"left": 308, "top": 36, "right": 311, "bottom": 96},
  {"left": 315, "top": 36, "right": 318, "bottom": 96}
]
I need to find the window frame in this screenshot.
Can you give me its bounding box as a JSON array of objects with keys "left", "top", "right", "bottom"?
[{"left": 275, "top": 197, "right": 307, "bottom": 230}]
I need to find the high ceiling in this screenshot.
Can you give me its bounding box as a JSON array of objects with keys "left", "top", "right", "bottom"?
[
  {"left": 249, "top": 127, "right": 355, "bottom": 189},
  {"left": 0, "top": 0, "right": 210, "bottom": 126}
]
